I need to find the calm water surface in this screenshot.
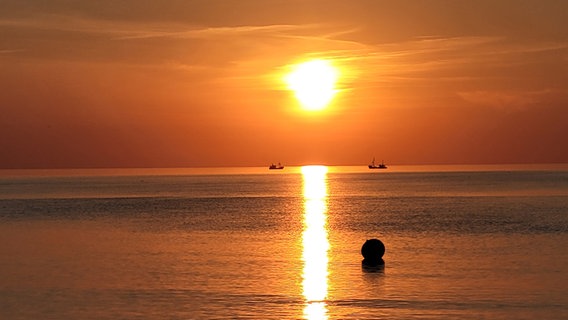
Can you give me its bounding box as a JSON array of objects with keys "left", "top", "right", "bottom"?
[{"left": 1, "top": 165, "right": 567, "bottom": 319}]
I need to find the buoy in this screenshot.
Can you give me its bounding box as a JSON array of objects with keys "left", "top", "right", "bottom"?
[{"left": 361, "top": 238, "right": 385, "bottom": 267}]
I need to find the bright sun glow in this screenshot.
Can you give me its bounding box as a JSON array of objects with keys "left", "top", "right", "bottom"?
[{"left": 286, "top": 59, "right": 338, "bottom": 111}]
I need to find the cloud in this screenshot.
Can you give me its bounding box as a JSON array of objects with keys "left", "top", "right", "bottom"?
[
  {"left": 312, "top": 35, "right": 568, "bottom": 92},
  {"left": 0, "top": 14, "right": 316, "bottom": 40},
  {"left": 2, "top": 10, "right": 566, "bottom": 101},
  {"left": 0, "top": 49, "right": 23, "bottom": 54},
  {"left": 114, "top": 24, "right": 318, "bottom": 40},
  {"left": 456, "top": 90, "right": 556, "bottom": 109}
]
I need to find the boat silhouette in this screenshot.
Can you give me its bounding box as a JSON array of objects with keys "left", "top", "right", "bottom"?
[
  {"left": 269, "top": 162, "right": 284, "bottom": 170},
  {"left": 368, "top": 158, "right": 387, "bottom": 169}
]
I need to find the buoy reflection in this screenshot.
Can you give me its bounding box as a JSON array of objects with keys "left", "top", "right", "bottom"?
[{"left": 301, "top": 165, "right": 329, "bottom": 320}]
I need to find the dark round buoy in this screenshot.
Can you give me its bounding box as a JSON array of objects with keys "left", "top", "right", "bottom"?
[{"left": 361, "top": 239, "right": 385, "bottom": 267}]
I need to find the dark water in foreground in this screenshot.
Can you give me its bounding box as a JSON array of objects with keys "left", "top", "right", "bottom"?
[{"left": 1, "top": 165, "right": 567, "bottom": 319}]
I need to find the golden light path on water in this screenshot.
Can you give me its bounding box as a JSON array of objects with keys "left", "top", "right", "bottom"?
[{"left": 301, "top": 165, "right": 330, "bottom": 320}]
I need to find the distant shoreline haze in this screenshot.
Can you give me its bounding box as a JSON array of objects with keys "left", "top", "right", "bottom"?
[{"left": 1, "top": 164, "right": 568, "bottom": 178}]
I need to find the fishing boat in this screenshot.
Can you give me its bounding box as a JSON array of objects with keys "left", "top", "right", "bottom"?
[
  {"left": 269, "top": 162, "right": 284, "bottom": 170},
  {"left": 368, "top": 158, "right": 387, "bottom": 169}
]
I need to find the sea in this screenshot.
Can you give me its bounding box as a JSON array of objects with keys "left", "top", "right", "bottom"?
[{"left": 0, "top": 165, "right": 567, "bottom": 319}]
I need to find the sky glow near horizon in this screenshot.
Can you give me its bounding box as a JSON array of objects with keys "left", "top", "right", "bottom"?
[{"left": 1, "top": 0, "right": 567, "bottom": 168}]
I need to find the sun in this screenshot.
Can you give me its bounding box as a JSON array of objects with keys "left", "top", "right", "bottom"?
[{"left": 285, "top": 59, "right": 339, "bottom": 111}]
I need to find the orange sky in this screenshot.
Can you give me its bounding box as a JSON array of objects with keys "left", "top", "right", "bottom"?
[{"left": 1, "top": 0, "right": 567, "bottom": 168}]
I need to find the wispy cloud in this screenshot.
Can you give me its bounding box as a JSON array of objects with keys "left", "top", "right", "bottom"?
[
  {"left": 0, "top": 15, "right": 316, "bottom": 40},
  {"left": 312, "top": 35, "right": 567, "bottom": 87},
  {"left": 457, "top": 89, "right": 557, "bottom": 109},
  {"left": 114, "top": 24, "right": 318, "bottom": 40},
  {"left": 0, "top": 49, "right": 23, "bottom": 54},
  {"left": 3, "top": 12, "right": 566, "bottom": 103}
]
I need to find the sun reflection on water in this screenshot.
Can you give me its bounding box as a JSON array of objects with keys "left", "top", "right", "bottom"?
[{"left": 301, "top": 165, "right": 329, "bottom": 320}]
